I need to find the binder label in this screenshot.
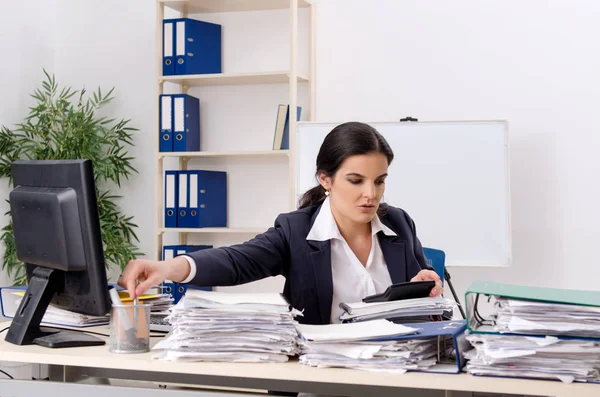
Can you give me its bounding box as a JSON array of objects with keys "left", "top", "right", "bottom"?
[
  {"left": 161, "top": 96, "right": 172, "bottom": 130},
  {"left": 179, "top": 172, "right": 188, "bottom": 207},
  {"left": 166, "top": 173, "right": 175, "bottom": 208},
  {"left": 163, "top": 22, "right": 173, "bottom": 57},
  {"left": 174, "top": 97, "right": 184, "bottom": 133},
  {"left": 176, "top": 21, "right": 186, "bottom": 56},
  {"left": 189, "top": 173, "right": 198, "bottom": 208}
]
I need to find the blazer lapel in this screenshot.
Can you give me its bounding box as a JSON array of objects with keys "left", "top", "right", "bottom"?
[
  {"left": 378, "top": 217, "right": 408, "bottom": 284},
  {"left": 309, "top": 240, "right": 333, "bottom": 325},
  {"left": 306, "top": 205, "right": 333, "bottom": 325}
]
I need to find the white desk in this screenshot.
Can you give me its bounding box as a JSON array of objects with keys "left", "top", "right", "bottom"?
[{"left": 0, "top": 325, "right": 598, "bottom": 397}]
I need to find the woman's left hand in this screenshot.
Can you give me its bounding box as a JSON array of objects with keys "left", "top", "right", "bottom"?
[{"left": 411, "top": 269, "right": 443, "bottom": 297}]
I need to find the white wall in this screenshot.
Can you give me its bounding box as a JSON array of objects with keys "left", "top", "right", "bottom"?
[
  {"left": 52, "top": 0, "right": 157, "bottom": 283},
  {"left": 314, "top": 0, "right": 600, "bottom": 302},
  {"left": 0, "top": 0, "right": 56, "bottom": 287},
  {"left": 3, "top": 0, "right": 597, "bottom": 307}
]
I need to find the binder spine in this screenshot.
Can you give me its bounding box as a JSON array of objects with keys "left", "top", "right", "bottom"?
[
  {"left": 175, "top": 20, "right": 187, "bottom": 75},
  {"left": 172, "top": 94, "right": 200, "bottom": 152},
  {"left": 164, "top": 171, "right": 178, "bottom": 228},
  {"left": 177, "top": 170, "right": 189, "bottom": 227},
  {"left": 159, "top": 95, "right": 173, "bottom": 152},
  {"left": 162, "top": 20, "right": 175, "bottom": 76},
  {"left": 173, "top": 95, "right": 185, "bottom": 152}
]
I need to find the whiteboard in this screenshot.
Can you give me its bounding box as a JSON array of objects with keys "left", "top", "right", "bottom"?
[{"left": 295, "top": 121, "right": 511, "bottom": 267}]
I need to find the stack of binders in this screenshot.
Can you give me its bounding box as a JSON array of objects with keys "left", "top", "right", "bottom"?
[
  {"left": 164, "top": 170, "right": 227, "bottom": 229},
  {"left": 162, "top": 18, "right": 222, "bottom": 76},
  {"left": 162, "top": 245, "right": 212, "bottom": 304},
  {"left": 159, "top": 94, "right": 201, "bottom": 153},
  {"left": 464, "top": 281, "right": 600, "bottom": 384}
]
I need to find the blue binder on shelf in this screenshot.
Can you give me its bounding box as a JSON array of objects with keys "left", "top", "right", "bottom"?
[
  {"left": 172, "top": 94, "right": 200, "bottom": 152},
  {"left": 163, "top": 244, "right": 212, "bottom": 259},
  {"left": 162, "top": 244, "right": 213, "bottom": 303},
  {"left": 177, "top": 170, "right": 227, "bottom": 228},
  {"left": 162, "top": 20, "right": 175, "bottom": 75},
  {"left": 159, "top": 94, "right": 173, "bottom": 152},
  {"left": 375, "top": 320, "right": 469, "bottom": 374},
  {"left": 173, "top": 18, "right": 222, "bottom": 75},
  {"left": 164, "top": 170, "right": 179, "bottom": 228}
]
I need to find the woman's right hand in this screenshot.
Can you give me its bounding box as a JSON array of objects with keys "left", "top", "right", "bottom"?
[{"left": 117, "top": 256, "right": 191, "bottom": 299}]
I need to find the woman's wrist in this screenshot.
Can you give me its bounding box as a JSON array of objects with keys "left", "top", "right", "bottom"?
[{"left": 168, "top": 256, "right": 191, "bottom": 283}]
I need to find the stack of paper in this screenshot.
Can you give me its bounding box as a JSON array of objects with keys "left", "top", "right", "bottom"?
[
  {"left": 464, "top": 281, "right": 600, "bottom": 383},
  {"left": 492, "top": 297, "right": 600, "bottom": 338},
  {"left": 339, "top": 297, "right": 457, "bottom": 323},
  {"left": 38, "top": 304, "right": 109, "bottom": 327},
  {"left": 296, "top": 319, "right": 444, "bottom": 374},
  {"left": 153, "top": 290, "right": 301, "bottom": 363},
  {"left": 4, "top": 291, "right": 109, "bottom": 327},
  {"left": 465, "top": 333, "right": 600, "bottom": 384}
]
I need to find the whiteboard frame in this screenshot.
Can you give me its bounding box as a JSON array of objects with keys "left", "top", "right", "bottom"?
[{"left": 295, "top": 120, "right": 512, "bottom": 267}]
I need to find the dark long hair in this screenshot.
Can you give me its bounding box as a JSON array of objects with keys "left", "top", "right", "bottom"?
[{"left": 298, "top": 122, "right": 394, "bottom": 215}]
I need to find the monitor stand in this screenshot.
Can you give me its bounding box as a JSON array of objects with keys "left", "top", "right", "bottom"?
[{"left": 4, "top": 266, "right": 105, "bottom": 348}]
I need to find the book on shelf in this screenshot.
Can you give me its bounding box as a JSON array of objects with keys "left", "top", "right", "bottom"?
[{"left": 273, "top": 104, "right": 302, "bottom": 150}]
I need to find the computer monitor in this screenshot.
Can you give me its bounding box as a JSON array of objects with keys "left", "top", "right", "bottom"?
[{"left": 4, "top": 159, "right": 111, "bottom": 348}]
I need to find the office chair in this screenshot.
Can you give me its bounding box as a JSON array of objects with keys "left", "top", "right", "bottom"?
[
  {"left": 422, "top": 247, "right": 446, "bottom": 284},
  {"left": 422, "top": 247, "right": 466, "bottom": 319}
]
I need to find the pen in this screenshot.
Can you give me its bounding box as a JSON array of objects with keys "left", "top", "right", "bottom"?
[
  {"left": 109, "top": 287, "right": 135, "bottom": 339},
  {"left": 133, "top": 281, "right": 139, "bottom": 334}
]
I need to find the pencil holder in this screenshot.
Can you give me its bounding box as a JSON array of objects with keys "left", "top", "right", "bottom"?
[{"left": 109, "top": 303, "right": 151, "bottom": 354}]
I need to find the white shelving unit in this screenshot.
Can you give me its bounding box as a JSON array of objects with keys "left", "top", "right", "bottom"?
[{"left": 155, "top": 0, "right": 315, "bottom": 264}]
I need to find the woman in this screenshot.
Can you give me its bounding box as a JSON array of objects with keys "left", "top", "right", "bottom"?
[{"left": 119, "top": 122, "right": 442, "bottom": 325}]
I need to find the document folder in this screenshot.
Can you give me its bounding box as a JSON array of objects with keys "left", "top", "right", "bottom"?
[
  {"left": 159, "top": 94, "right": 173, "bottom": 152},
  {"left": 172, "top": 94, "right": 200, "bottom": 152},
  {"left": 465, "top": 280, "right": 600, "bottom": 335},
  {"left": 376, "top": 320, "right": 469, "bottom": 374},
  {"left": 178, "top": 170, "right": 227, "bottom": 228},
  {"left": 164, "top": 170, "right": 178, "bottom": 228},
  {"left": 174, "top": 18, "right": 222, "bottom": 75},
  {"left": 163, "top": 20, "right": 175, "bottom": 76}
]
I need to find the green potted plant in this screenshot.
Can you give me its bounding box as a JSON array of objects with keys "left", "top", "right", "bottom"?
[{"left": 0, "top": 70, "right": 142, "bottom": 285}]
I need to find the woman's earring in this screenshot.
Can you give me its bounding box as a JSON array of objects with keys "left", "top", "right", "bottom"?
[{"left": 325, "top": 190, "right": 330, "bottom": 196}]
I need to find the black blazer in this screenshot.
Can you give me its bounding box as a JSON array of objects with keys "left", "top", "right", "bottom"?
[{"left": 188, "top": 203, "right": 431, "bottom": 325}]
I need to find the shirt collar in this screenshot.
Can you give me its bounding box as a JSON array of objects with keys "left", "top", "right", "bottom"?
[{"left": 306, "top": 197, "right": 397, "bottom": 241}]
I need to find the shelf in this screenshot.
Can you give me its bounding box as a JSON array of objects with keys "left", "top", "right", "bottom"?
[
  {"left": 162, "top": 0, "right": 311, "bottom": 14},
  {"left": 159, "top": 227, "right": 267, "bottom": 234},
  {"left": 160, "top": 71, "right": 308, "bottom": 87},
  {"left": 159, "top": 150, "right": 289, "bottom": 159}
]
